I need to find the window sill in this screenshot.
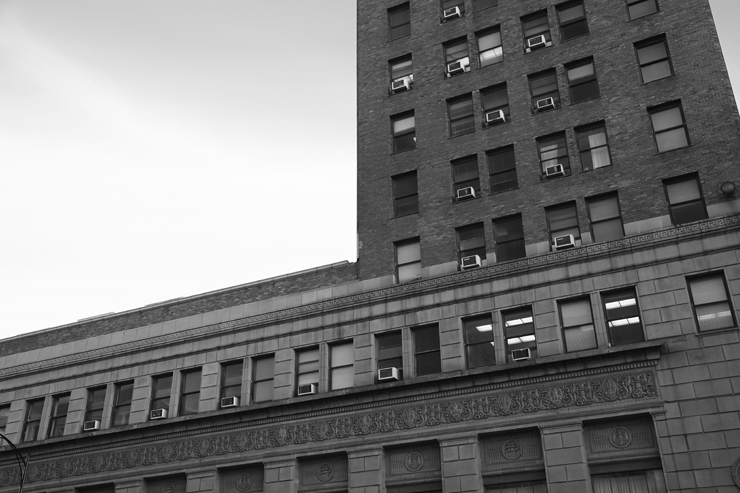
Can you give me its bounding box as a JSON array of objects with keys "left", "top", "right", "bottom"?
[
  {"left": 453, "top": 195, "right": 481, "bottom": 204},
  {"left": 579, "top": 163, "right": 613, "bottom": 173},
  {"left": 449, "top": 130, "right": 476, "bottom": 140},
  {"left": 539, "top": 171, "right": 572, "bottom": 182},
  {"left": 388, "top": 34, "right": 411, "bottom": 43},
  {"left": 391, "top": 147, "right": 417, "bottom": 156},
  {"left": 393, "top": 212, "right": 418, "bottom": 220},
  {"left": 696, "top": 326, "right": 739, "bottom": 338},
  {"left": 628, "top": 11, "right": 660, "bottom": 22},
  {"left": 479, "top": 59, "right": 504, "bottom": 70},
  {"left": 531, "top": 106, "right": 561, "bottom": 116},
  {"left": 388, "top": 87, "right": 414, "bottom": 97},
  {"left": 640, "top": 74, "right": 675, "bottom": 85},
  {"left": 445, "top": 70, "right": 471, "bottom": 80},
  {"left": 489, "top": 186, "right": 518, "bottom": 195},
  {"left": 482, "top": 120, "right": 510, "bottom": 131},
  {"left": 570, "top": 95, "right": 602, "bottom": 105}
]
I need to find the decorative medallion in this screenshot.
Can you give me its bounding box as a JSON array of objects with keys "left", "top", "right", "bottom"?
[
  {"left": 236, "top": 473, "right": 252, "bottom": 492},
  {"left": 317, "top": 463, "right": 334, "bottom": 482},
  {"left": 602, "top": 378, "right": 618, "bottom": 400},
  {"left": 501, "top": 440, "right": 523, "bottom": 460},
  {"left": 402, "top": 408, "right": 417, "bottom": 427},
  {"left": 161, "top": 484, "right": 176, "bottom": 493},
  {"left": 498, "top": 394, "right": 513, "bottom": 413},
  {"left": 448, "top": 401, "right": 464, "bottom": 421},
  {"left": 548, "top": 387, "right": 564, "bottom": 406},
  {"left": 405, "top": 452, "right": 424, "bottom": 472},
  {"left": 732, "top": 458, "right": 740, "bottom": 488},
  {"left": 609, "top": 427, "right": 632, "bottom": 449}
]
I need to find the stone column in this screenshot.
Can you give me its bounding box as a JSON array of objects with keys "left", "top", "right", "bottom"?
[
  {"left": 115, "top": 478, "right": 143, "bottom": 493},
  {"left": 348, "top": 447, "right": 385, "bottom": 493},
  {"left": 264, "top": 458, "right": 299, "bottom": 493},
  {"left": 440, "top": 435, "right": 482, "bottom": 493},
  {"left": 187, "top": 469, "right": 216, "bottom": 493},
  {"left": 540, "top": 421, "right": 591, "bottom": 493}
]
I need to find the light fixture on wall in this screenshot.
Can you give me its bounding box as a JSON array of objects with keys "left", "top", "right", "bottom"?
[{"left": 720, "top": 181, "right": 736, "bottom": 197}]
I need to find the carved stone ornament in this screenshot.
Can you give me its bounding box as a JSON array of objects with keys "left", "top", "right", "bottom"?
[
  {"left": 608, "top": 427, "right": 633, "bottom": 449},
  {"left": 405, "top": 452, "right": 424, "bottom": 472},
  {"left": 501, "top": 440, "right": 523, "bottom": 460},
  {"left": 161, "top": 484, "right": 176, "bottom": 493},
  {"left": 236, "top": 473, "right": 252, "bottom": 492},
  {"left": 732, "top": 458, "right": 740, "bottom": 488},
  {"left": 317, "top": 463, "right": 334, "bottom": 483}
]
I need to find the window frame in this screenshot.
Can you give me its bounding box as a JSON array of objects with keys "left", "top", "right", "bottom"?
[
  {"left": 413, "top": 325, "right": 441, "bottom": 377},
  {"left": 476, "top": 26, "right": 503, "bottom": 68},
  {"left": 391, "top": 111, "right": 416, "bottom": 153},
  {"left": 388, "top": 3, "right": 411, "bottom": 41},
  {"left": 529, "top": 69, "right": 560, "bottom": 112},
  {"left": 687, "top": 272, "right": 738, "bottom": 332},
  {"left": 448, "top": 93, "right": 475, "bottom": 138},
  {"left": 376, "top": 331, "right": 403, "bottom": 380},
  {"left": 626, "top": 0, "right": 658, "bottom": 20},
  {"left": 546, "top": 201, "right": 581, "bottom": 244},
  {"left": 521, "top": 10, "right": 552, "bottom": 50},
  {"left": 49, "top": 393, "right": 71, "bottom": 438},
  {"left": 443, "top": 36, "right": 470, "bottom": 76},
  {"left": 586, "top": 192, "right": 624, "bottom": 243},
  {"left": 452, "top": 155, "right": 481, "bottom": 198},
  {"left": 389, "top": 54, "right": 414, "bottom": 85},
  {"left": 663, "top": 173, "right": 707, "bottom": 225},
  {"left": 463, "top": 314, "right": 496, "bottom": 369},
  {"left": 648, "top": 101, "right": 690, "bottom": 153},
  {"left": 502, "top": 306, "right": 537, "bottom": 363},
  {"left": 252, "top": 354, "right": 275, "bottom": 403},
  {"left": 84, "top": 386, "right": 107, "bottom": 425},
  {"left": 557, "top": 0, "right": 589, "bottom": 40},
  {"left": 395, "top": 237, "right": 421, "bottom": 283},
  {"left": 296, "top": 346, "right": 321, "bottom": 394},
  {"left": 456, "top": 223, "right": 486, "bottom": 264},
  {"left": 112, "top": 380, "right": 134, "bottom": 427},
  {"left": 635, "top": 35, "right": 673, "bottom": 83},
  {"left": 179, "top": 368, "right": 202, "bottom": 416},
  {"left": 0, "top": 405, "right": 9, "bottom": 435},
  {"left": 487, "top": 145, "right": 517, "bottom": 193},
  {"left": 480, "top": 83, "right": 510, "bottom": 127},
  {"left": 576, "top": 121, "right": 612, "bottom": 171},
  {"left": 566, "top": 58, "right": 600, "bottom": 103},
  {"left": 151, "top": 373, "right": 173, "bottom": 415},
  {"left": 473, "top": 0, "right": 498, "bottom": 12},
  {"left": 22, "top": 399, "right": 45, "bottom": 443},
  {"left": 559, "top": 297, "right": 598, "bottom": 352},
  {"left": 492, "top": 214, "right": 526, "bottom": 262},
  {"left": 537, "top": 132, "right": 570, "bottom": 176},
  {"left": 220, "top": 360, "right": 243, "bottom": 401},
  {"left": 330, "top": 341, "right": 354, "bottom": 391},
  {"left": 392, "top": 170, "right": 419, "bottom": 217},
  {"left": 601, "top": 288, "right": 645, "bottom": 345}
]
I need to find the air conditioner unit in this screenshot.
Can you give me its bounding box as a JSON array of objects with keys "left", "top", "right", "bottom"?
[
  {"left": 545, "top": 164, "right": 565, "bottom": 177},
  {"left": 150, "top": 409, "right": 168, "bottom": 420},
  {"left": 553, "top": 234, "right": 576, "bottom": 250},
  {"left": 512, "top": 348, "right": 531, "bottom": 361},
  {"left": 485, "top": 110, "right": 506, "bottom": 125},
  {"left": 447, "top": 57, "right": 469, "bottom": 75},
  {"left": 391, "top": 76, "right": 411, "bottom": 93},
  {"left": 443, "top": 6, "right": 461, "bottom": 19},
  {"left": 526, "top": 35, "right": 550, "bottom": 52},
  {"left": 378, "top": 367, "right": 400, "bottom": 381},
  {"left": 456, "top": 187, "right": 476, "bottom": 200},
  {"left": 535, "top": 97, "right": 555, "bottom": 111},
  {"left": 297, "top": 383, "right": 318, "bottom": 396},
  {"left": 461, "top": 255, "right": 482, "bottom": 269},
  {"left": 221, "top": 396, "right": 239, "bottom": 408},
  {"left": 82, "top": 420, "right": 100, "bottom": 431}
]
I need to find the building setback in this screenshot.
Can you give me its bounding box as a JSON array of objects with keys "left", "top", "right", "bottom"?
[{"left": 2, "top": 0, "right": 740, "bottom": 492}]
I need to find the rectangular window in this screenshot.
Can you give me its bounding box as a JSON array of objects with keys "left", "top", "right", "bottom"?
[
  {"left": 221, "top": 361, "right": 243, "bottom": 400},
  {"left": 560, "top": 298, "right": 597, "bottom": 351},
  {"left": 112, "top": 381, "right": 134, "bottom": 427},
  {"left": 557, "top": 0, "right": 588, "bottom": 40},
  {"left": 546, "top": 202, "right": 580, "bottom": 243},
  {"left": 577, "top": 122, "right": 611, "bottom": 170},
  {"left": 414, "top": 325, "right": 441, "bottom": 376},
  {"left": 22, "top": 399, "right": 44, "bottom": 443},
  {"left": 396, "top": 238, "right": 421, "bottom": 282},
  {"left": 566, "top": 58, "right": 600, "bottom": 103},
  {"left": 538, "top": 133, "right": 570, "bottom": 175},
  {"left": 664, "top": 174, "right": 707, "bottom": 225},
  {"left": 252, "top": 355, "right": 275, "bottom": 403},
  {"left": 503, "top": 307, "right": 537, "bottom": 362},
  {"left": 330, "top": 342, "right": 354, "bottom": 390},
  {"left": 627, "top": 0, "right": 658, "bottom": 20},
  {"left": 389, "top": 3, "right": 411, "bottom": 40},
  {"left": 84, "top": 387, "right": 106, "bottom": 424},
  {"left": 522, "top": 10, "right": 551, "bottom": 48},
  {"left": 448, "top": 94, "right": 475, "bottom": 137},
  {"left": 529, "top": 69, "right": 560, "bottom": 112},
  {"left": 587, "top": 193, "right": 623, "bottom": 242},
  {"left": 463, "top": 315, "right": 495, "bottom": 368},
  {"left": 602, "top": 289, "right": 645, "bottom": 345},
  {"left": 0, "top": 406, "right": 9, "bottom": 435},
  {"left": 179, "top": 368, "right": 201, "bottom": 416},
  {"left": 636, "top": 36, "right": 673, "bottom": 83},
  {"left": 49, "top": 393, "right": 70, "bottom": 438},
  {"left": 649, "top": 101, "right": 689, "bottom": 153},
  {"left": 390, "top": 55, "right": 413, "bottom": 84},
  {"left": 457, "top": 223, "right": 486, "bottom": 263},
  {"left": 151, "top": 374, "right": 173, "bottom": 414},
  {"left": 492, "top": 214, "right": 526, "bottom": 262},
  {"left": 392, "top": 112, "right": 416, "bottom": 153},
  {"left": 452, "top": 155, "right": 480, "bottom": 197},
  {"left": 444, "top": 37, "right": 470, "bottom": 76},
  {"left": 473, "top": 0, "right": 498, "bottom": 12},
  {"left": 477, "top": 27, "right": 503, "bottom": 67},
  {"left": 392, "top": 171, "right": 419, "bottom": 217},
  {"left": 688, "top": 273, "right": 737, "bottom": 332},
  {"left": 296, "top": 347, "right": 320, "bottom": 393},
  {"left": 487, "top": 145, "right": 517, "bottom": 192},
  {"left": 481, "top": 83, "right": 509, "bottom": 125},
  {"left": 377, "top": 331, "right": 403, "bottom": 378}
]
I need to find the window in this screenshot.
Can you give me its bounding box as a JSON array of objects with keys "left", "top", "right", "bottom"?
[
  {"left": 151, "top": 374, "right": 172, "bottom": 414},
  {"left": 390, "top": 55, "right": 413, "bottom": 85},
  {"left": 112, "top": 381, "right": 133, "bottom": 427},
  {"left": 481, "top": 83, "right": 509, "bottom": 126},
  {"left": 377, "top": 331, "right": 403, "bottom": 379},
  {"left": 296, "top": 347, "right": 320, "bottom": 393},
  {"left": 522, "top": 10, "right": 551, "bottom": 49},
  {"left": 487, "top": 145, "right": 517, "bottom": 192},
  {"left": 592, "top": 471, "right": 666, "bottom": 493},
  {"left": 477, "top": 27, "right": 503, "bottom": 67},
  {"left": 557, "top": 0, "right": 588, "bottom": 40},
  {"left": 546, "top": 202, "right": 580, "bottom": 244},
  {"left": 221, "top": 361, "right": 243, "bottom": 400},
  {"left": 414, "top": 325, "right": 441, "bottom": 376},
  {"left": 529, "top": 70, "right": 559, "bottom": 112},
  {"left": 538, "top": 133, "right": 570, "bottom": 175},
  {"left": 22, "top": 399, "right": 44, "bottom": 443},
  {"left": 84, "top": 387, "right": 106, "bottom": 425},
  {"left": 252, "top": 355, "right": 275, "bottom": 403},
  {"left": 473, "top": 0, "right": 498, "bottom": 12},
  {"left": 49, "top": 393, "right": 70, "bottom": 438},
  {"left": 392, "top": 171, "right": 419, "bottom": 217},
  {"left": 602, "top": 289, "right": 644, "bottom": 345},
  {"left": 392, "top": 112, "right": 416, "bottom": 153},
  {"left": 457, "top": 223, "right": 486, "bottom": 264},
  {"left": 330, "top": 342, "right": 354, "bottom": 390},
  {"left": 663, "top": 174, "right": 707, "bottom": 225},
  {"left": 389, "top": 3, "right": 410, "bottom": 40},
  {"left": 566, "top": 58, "right": 599, "bottom": 103},
  {"left": 0, "top": 406, "right": 9, "bottom": 435},
  {"left": 636, "top": 36, "right": 673, "bottom": 83},
  {"left": 492, "top": 214, "right": 526, "bottom": 262},
  {"left": 560, "top": 298, "right": 597, "bottom": 351},
  {"left": 587, "top": 193, "right": 624, "bottom": 242},
  {"left": 179, "top": 369, "right": 201, "bottom": 416},
  {"left": 442, "top": 0, "right": 464, "bottom": 16},
  {"left": 577, "top": 122, "right": 611, "bottom": 170},
  {"left": 503, "top": 307, "right": 537, "bottom": 362},
  {"left": 649, "top": 101, "right": 689, "bottom": 152},
  {"left": 687, "top": 273, "right": 737, "bottom": 332},
  {"left": 463, "top": 315, "right": 495, "bottom": 368},
  {"left": 448, "top": 94, "right": 475, "bottom": 137},
  {"left": 626, "top": 0, "right": 658, "bottom": 20},
  {"left": 452, "top": 155, "right": 480, "bottom": 198},
  {"left": 444, "top": 37, "right": 470, "bottom": 76},
  {"left": 395, "top": 238, "right": 421, "bottom": 282}
]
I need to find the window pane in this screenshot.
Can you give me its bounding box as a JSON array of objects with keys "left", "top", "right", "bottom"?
[
  {"left": 474, "top": 0, "right": 498, "bottom": 11},
  {"left": 464, "top": 316, "right": 493, "bottom": 344},
  {"left": 223, "top": 362, "right": 243, "bottom": 387},
  {"left": 480, "top": 47, "right": 503, "bottom": 66},
  {"left": 589, "top": 196, "right": 619, "bottom": 221},
  {"left": 467, "top": 343, "right": 496, "bottom": 368},
  {"left": 28, "top": 400, "right": 44, "bottom": 420},
  {"left": 642, "top": 60, "right": 672, "bottom": 83},
  {"left": 182, "top": 371, "right": 202, "bottom": 394},
  {"left": 651, "top": 107, "right": 683, "bottom": 132},
  {"left": 548, "top": 205, "right": 578, "bottom": 232},
  {"left": 567, "top": 63, "right": 594, "bottom": 81},
  {"left": 523, "top": 12, "right": 549, "bottom": 38},
  {"left": 397, "top": 241, "right": 420, "bottom": 263},
  {"left": 593, "top": 219, "right": 623, "bottom": 242},
  {"left": 0, "top": 407, "right": 9, "bottom": 432},
  {"left": 656, "top": 128, "right": 688, "bottom": 152},
  {"left": 415, "top": 326, "right": 440, "bottom": 353},
  {"left": 493, "top": 216, "right": 524, "bottom": 242},
  {"left": 416, "top": 352, "right": 441, "bottom": 376},
  {"left": 153, "top": 375, "right": 172, "bottom": 398},
  {"left": 559, "top": 3, "right": 584, "bottom": 22},
  {"left": 481, "top": 86, "right": 507, "bottom": 110},
  {"left": 445, "top": 41, "right": 468, "bottom": 62},
  {"left": 690, "top": 276, "right": 729, "bottom": 305},
  {"left": 398, "top": 262, "right": 421, "bottom": 282},
  {"left": 181, "top": 393, "right": 199, "bottom": 415},
  {"left": 391, "top": 59, "right": 413, "bottom": 80},
  {"left": 564, "top": 325, "right": 597, "bottom": 351},
  {"left": 254, "top": 358, "right": 274, "bottom": 381},
  {"left": 696, "top": 303, "right": 735, "bottom": 331},
  {"left": 638, "top": 43, "right": 667, "bottom": 64},
  {"left": 117, "top": 382, "right": 134, "bottom": 405},
  {"left": 332, "top": 343, "right": 354, "bottom": 367},
  {"left": 629, "top": 1, "right": 657, "bottom": 19},
  {"left": 253, "top": 381, "right": 274, "bottom": 402},
  {"left": 561, "top": 300, "right": 593, "bottom": 326},
  {"left": 393, "top": 115, "right": 415, "bottom": 134},
  {"left": 570, "top": 80, "right": 600, "bottom": 102},
  {"left": 89, "top": 388, "right": 106, "bottom": 409},
  {"left": 478, "top": 31, "right": 501, "bottom": 51},
  {"left": 671, "top": 201, "right": 706, "bottom": 224},
  {"left": 23, "top": 422, "right": 40, "bottom": 442},
  {"left": 666, "top": 179, "right": 700, "bottom": 204},
  {"left": 497, "top": 239, "right": 526, "bottom": 262},
  {"left": 331, "top": 366, "right": 354, "bottom": 390},
  {"left": 394, "top": 133, "right": 416, "bottom": 153},
  {"left": 112, "top": 405, "right": 131, "bottom": 426}
]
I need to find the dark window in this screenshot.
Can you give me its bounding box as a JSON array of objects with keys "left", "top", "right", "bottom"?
[
  {"left": 557, "top": 0, "right": 588, "bottom": 40},
  {"left": 477, "top": 27, "right": 503, "bottom": 67},
  {"left": 487, "top": 145, "right": 517, "bottom": 193},
  {"left": 377, "top": 331, "right": 403, "bottom": 378},
  {"left": 473, "top": 0, "right": 498, "bottom": 12},
  {"left": 492, "top": 214, "right": 526, "bottom": 262},
  {"left": 0, "top": 406, "right": 9, "bottom": 435},
  {"left": 444, "top": 37, "right": 470, "bottom": 76},
  {"left": 389, "top": 3, "right": 411, "bottom": 40},
  {"left": 503, "top": 307, "right": 537, "bottom": 362},
  {"left": 602, "top": 289, "right": 645, "bottom": 345},
  {"left": 546, "top": 202, "right": 580, "bottom": 243},
  {"left": 390, "top": 55, "right": 413, "bottom": 84},
  {"left": 221, "top": 361, "right": 243, "bottom": 400},
  {"left": 529, "top": 69, "right": 560, "bottom": 112},
  {"left": 396, "top": 237, "right": 421, "bottom": 282},
  {"left": 442, "top": 0, "right": 464, "bottom": 16},
  {"left": 566, "top": 58, "right": 599, "bottom": 103},
  {"left": 481, "top": 83, "right": 509, "bottom": 125},
  {"left": 392, "top": 171, "right": 419, "bottom": 217},
  {"left": 522, "top": 10, "right": 551, "bottom": 49},
  {"left": 252, "top": 355, "right": 275, "bottom": 403},
  {"left": 537, "top": 133, "right": 570, "bottom": 175},
  {"left": 84, "top": 387, "right": 106, "bottom": 424},
  {"left": 296, "top": 347, "right": 320, "bottom": 393},
  {"left": 112, "top": 381, "right": 133, "bottom": 427},
  {"left": 577, "top": 122, "right": 611, "bottom": 170},
  {"left": 687, "top": 273, "right": 737, "bottom": 332},
  {"left": 649, "top": 102, "right": 689, "bottom": 153},
  {"left": 414, "top": 325, "right": 441, "bottom": 376},
  {"left": 448, "top": 94, "right": 475, "bottom": 137},
  {"left": 452, "top": 155, "right": 480, "bottom": 197},
  {"left": 636, "top": 36, "right": 673, "bottom": 83},
  {"left": 457, "top": 223, "right": 486, "bottom": 263},
  {"left": 587, "top": 193, "right": 624, "bottom": 242},
  {"left": 463, "top": 314, "right": 495, "bottom": 368},
  {"left": 664, "top": 174, "right": 707, "bottom": 225},
  {"left": 392, "top": 112, "right": 416, "bottom": 153},
  {"left": 330, "top": 342, "right": 354, "bottom": 390},
  {"left": 22, "top": 399, "right": 44, "bottom": 443},
  {"left": 180, "top": 368, "right": 202, "bottom": 416},
  {"left": 560, "top": 298, "right": 597, "bottom": 351},
  {"left": 49, "top": 393, "right": 70, "bottom": 438},
  {"left": 151, "top": 374, "right": 172, "bottom": 414},
  {"left": 627, "top": 0, "right": 658, "bottom": 20}
]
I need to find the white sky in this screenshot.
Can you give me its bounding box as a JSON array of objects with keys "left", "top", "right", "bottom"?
[{"left": 0, "top": 1, "right": 738, "bottom": 340}]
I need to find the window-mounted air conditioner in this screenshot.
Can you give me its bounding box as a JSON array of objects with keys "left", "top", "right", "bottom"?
[
  {"left": 378, "top": 367, "right": 400, "bottom": 381},
  {"left": 82, "top": 420, "right": 100, "bottom": 432},
  {"left": 221, "top": 396, "right": 239, "bottom": 408},
  {"left": 391, "top": 76, "right": 412, "bottom": 93},
  {"left": 447, "top": 57, "right": 469, "bottom": 75},
  {"left": 461, "top": 255, "right": 482, "bottom": 270},
  {"left": 443, "top": 6, "right": 461, "bottom": 19},
  {"left": 545, "top": 163, "right": 565, "bottom": 177},
  {"left": 485, "top": 110, "right": 506, "bottom": 125},
  {"left": 456, "top": 187, "right": 476, "bottom": 200},
  {"left": 526, "top": 35, "right": 551, "bottom": 52},
  {"left": 150, "top": 408, "right": 168, "bottom": 420},
  {"left": 553, "top": 234, "right": 576, "bottom": 250},
  {"left": 297, "top": 383, "right": 318, "bottom": 396},
  {"left": 512, "top": 348, "right": 531, "bottom": 361},
  {"left": 535, "top": 97, "right": 556, "bottom": 111}
]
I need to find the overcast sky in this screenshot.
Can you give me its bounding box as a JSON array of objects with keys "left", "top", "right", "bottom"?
[{"left": 0, "top": 1, "right": 738, "bottom": 340}]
